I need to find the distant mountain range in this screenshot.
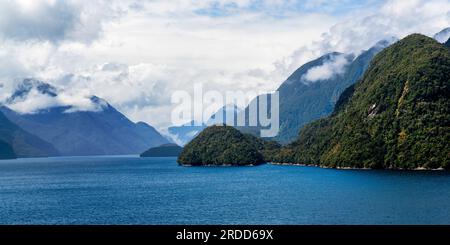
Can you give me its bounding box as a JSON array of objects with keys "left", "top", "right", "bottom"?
[
  {"left": 1, "top": 79, "right": 169, "bottom": 157},
  {"left": 168, "top": 104, "right": 241, "bottom": 145},
  {"left": 168, "top": 121, "right": 206, "bottom": 146},
  {"left": 140, "top": 143, "right": 183, "bottom": 157}
]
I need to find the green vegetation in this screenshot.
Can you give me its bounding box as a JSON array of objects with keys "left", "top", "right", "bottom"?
[
  {"left": 177, "top": 125, "right": 279, "bottom": 166},
  {"left": 244, "top": 134, "right": 281, "bottom": 163},
  {"left": 273, "top": 34, "right": 450, "bottom": 169},
  {"left": 140, "top": 143, "right": 183, "bottom": 157},
  {"left": 0, "top": 139, "right": 16, "bottom": 159}
]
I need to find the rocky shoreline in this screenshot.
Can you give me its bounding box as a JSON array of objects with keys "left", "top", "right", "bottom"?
[
  {"left": 178, "top": 161, "right": 447, "bottom": 170},
  {"left": 269, "top": 162, "right": 446, "bottom": 171}
]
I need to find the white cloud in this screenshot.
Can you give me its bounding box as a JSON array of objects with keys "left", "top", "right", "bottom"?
[
  {"left": 5, "top": 79, "right": 107, "bottom": 114},
  {"left": 7, "top": 90, "right": 104, "bottom": 114},
  {"left": 0, "top": 1, "right": 336, "bottom": 128},
  {"left": 0, "top": 0, "right": 120, "bottom": 43},
  {"left": 280, "top": 0, "right": 450, "bottom": 74},
  {"left": 7, "top": 87, "right": 59, "bottom": 113},
  {"left": 0, "top": 0, "right": 449, "bottom": 130},
  {"left": 302, "top": 54, "right": 351, "bottom": 83},
  {"left": 334, "top": 0, "right": 449, "bottom": 52}
]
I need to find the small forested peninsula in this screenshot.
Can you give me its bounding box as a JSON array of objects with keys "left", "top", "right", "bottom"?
[
  {"left": 140, "top": 143, "right": 183, "bottom": 157},
  {"left": 273, "top": 34, "right": 450, "bottom": 170},
  {"left": 177, "top": 125, "right": 280, "bottom": 166}
]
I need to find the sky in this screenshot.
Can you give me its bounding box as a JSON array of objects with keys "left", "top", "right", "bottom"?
[{"left": 0, "top": 0, "right": 449, "bottom": 132}]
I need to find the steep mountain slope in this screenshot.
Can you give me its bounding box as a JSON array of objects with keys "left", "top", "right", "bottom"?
[
  {"left": 0, "top": 110, "right": 59, "bottom": 157},
  {"left": 1, "top": 79, "right": 169, "bottom": 156},
  {"left": 240, "top": 40, "right": 392, "bottom": 144},
  {"left": 274, "top": 34, "right": 450, "bottom": 169},
  {"left": 0, "top": 139, "right": 16, "bottom": 159},
  {"left": 445, "top": 38, "right": 450, "bottom": 48}
]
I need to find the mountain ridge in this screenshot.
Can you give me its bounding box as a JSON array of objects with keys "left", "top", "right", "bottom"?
[
  {"left": 272, "top": 34, "right": 450, "bottom": 169},
  {"left": 238, "top": 39, "right": 393, "bottom": 144},
  {"left": 1, "top": 79, "right": 170, "bottom": 156}
]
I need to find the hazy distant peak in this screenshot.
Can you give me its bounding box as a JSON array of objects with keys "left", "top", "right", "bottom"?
[
  {"left": 5, "top": 79, "right": 110, "bottom": 114},
  {"left": 206, "top": 104, "right": 242, "bottom": 126},
  {"left": 89, "top": 96, "right": 110, "bottom": 109},
  {"left": 135, "top": 121, "right": 149, "bottom": 126},
  {"left": 433, "top": 27, "right": 450, "bottom": 43},
  {"left": 135, "top": 121, "right": 160, "bottom": 131},
  {"left": 373, "top": 36, "right": 398, "bottom": 49},
  {"left": 7, "top": 79, "right": 58, "bottom": 104}
]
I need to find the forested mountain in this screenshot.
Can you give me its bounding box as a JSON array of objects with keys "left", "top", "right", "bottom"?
[
  {"left": 239, "top": 40, "right": 392, "bottom": 144},
  {"left": 273, "top": 34, "right": 450, "bottom": 169}
]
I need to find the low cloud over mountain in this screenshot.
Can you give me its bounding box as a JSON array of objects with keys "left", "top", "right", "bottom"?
[{"left": 0, "top": 0, "right": 448, "bottom": 131}]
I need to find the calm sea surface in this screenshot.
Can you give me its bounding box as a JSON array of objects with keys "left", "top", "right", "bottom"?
[{"left": 0, "top": 156, "right": 449, "bottom": 224}]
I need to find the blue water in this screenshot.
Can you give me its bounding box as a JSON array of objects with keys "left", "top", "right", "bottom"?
[{"left": 0, "top": 156, "right": 449, "bottom": 224}]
